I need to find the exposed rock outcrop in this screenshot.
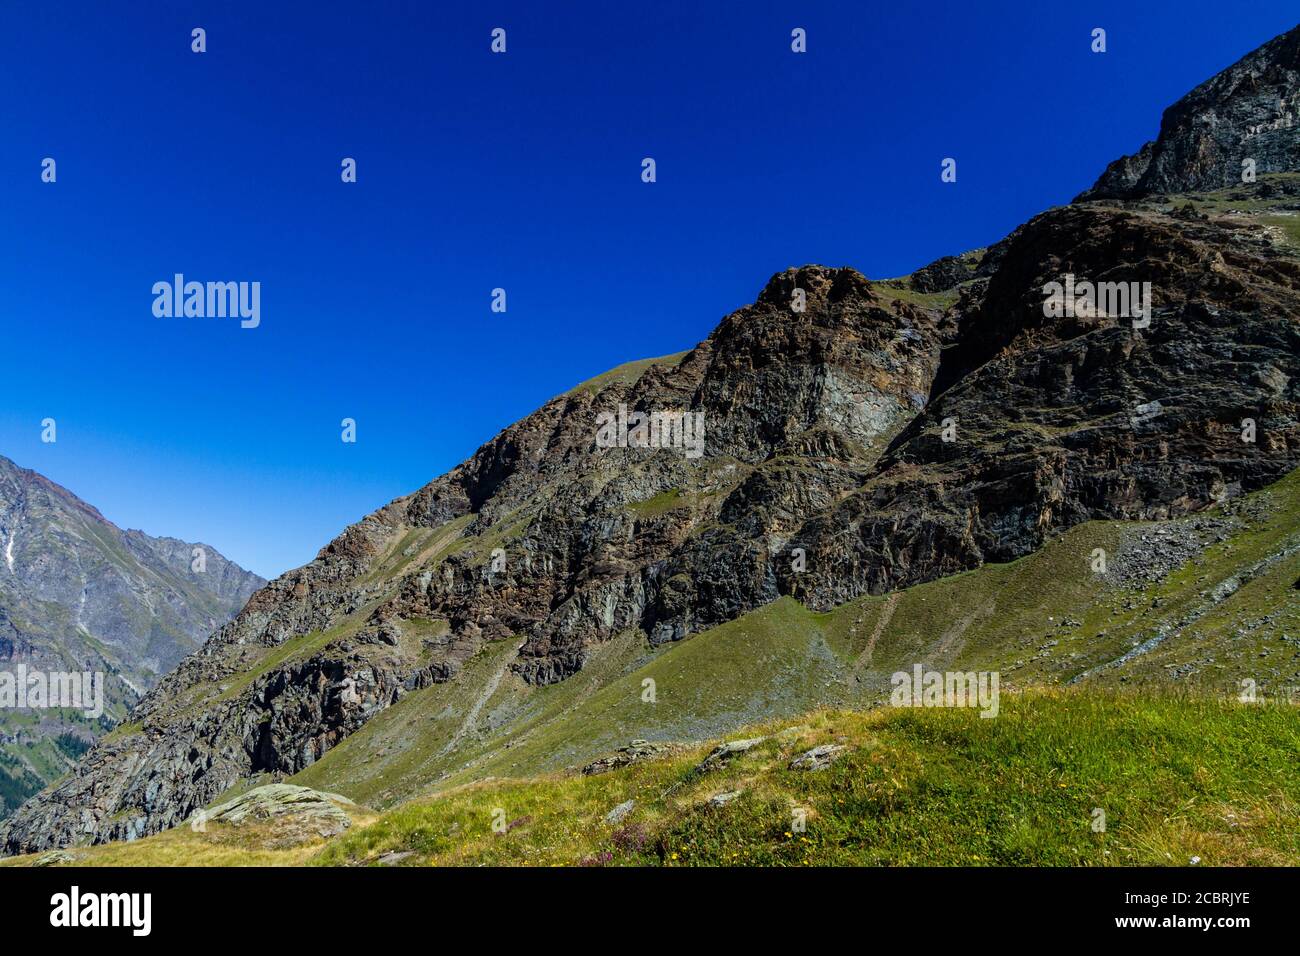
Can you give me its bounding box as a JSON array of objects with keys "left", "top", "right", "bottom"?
[
  {"left": 1079, "top": 24, "right": 1300, "bottom": 199},
  {"left": 204, "top": 784, "right": 354, "bottom": 845}
]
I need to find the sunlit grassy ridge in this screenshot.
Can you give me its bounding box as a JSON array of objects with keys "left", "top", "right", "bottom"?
[
  {"left": 0, "top": 713, "right": 99, "bottom": 818},
  {"left": 10, "top": 690, "right": 1295, "bottom": 867},
  {"left": 565, "top": 351, "right": 690, "bottom": 398},
  {"left": 1158, "top": 172, "right": 1300, "bottom": 252}
]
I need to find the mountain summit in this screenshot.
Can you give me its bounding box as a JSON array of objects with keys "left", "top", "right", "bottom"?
[
  {"left": 1078, "top": 23, "right": 1300, "bottom": 199},
  {"left": 4, "top": 25, "right": 1300, "bottom": 854}
]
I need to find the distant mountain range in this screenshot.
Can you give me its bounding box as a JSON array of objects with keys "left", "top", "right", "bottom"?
[
  {"left": 3, "top": 24, "right": 1298, "bottom": 858},
  {"left": 0, "top": 455, "right": 262, "bottom": 816}
]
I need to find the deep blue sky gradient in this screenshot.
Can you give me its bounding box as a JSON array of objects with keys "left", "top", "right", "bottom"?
[{"left": 2, "top": 1, "right": 1296, "bottom": 578}]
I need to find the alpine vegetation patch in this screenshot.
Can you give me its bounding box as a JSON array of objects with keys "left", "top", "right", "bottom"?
[
  {"left": 890, "top": 664, "right": 1000, "bottom": 718},
  {"left": 0, "top": 665, "right": 104, "bottom": 719},
  {"left": 1042, "top": 273, "right": 1153, "bottom": 329},
  {"left": 49, "top": 886, "right": 151, "bottom": 937},
  {"left": 152, "top": 273, "right": 261, "bottom": 329},
  {"left": 595, "top": 404, "right": 705, "bottom": 459}
]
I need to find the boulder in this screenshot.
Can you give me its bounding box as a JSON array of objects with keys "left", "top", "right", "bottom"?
[{"left": 789, "top": 744, "right": 847, "bottom": 771}]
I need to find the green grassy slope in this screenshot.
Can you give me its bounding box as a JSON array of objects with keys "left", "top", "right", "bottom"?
[
  {"left": 11, "top": 690, "right": 1295, "bottom": 867},
  {"left": 314, "top": 692, "right": 1299, "bottom": 867}
]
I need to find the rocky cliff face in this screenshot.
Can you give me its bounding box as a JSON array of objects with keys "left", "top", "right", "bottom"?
[
  {"left": 1079, "top": 24, "right": 1300, "bottom": 199},
  {"left": 784, "top": 202, "right": 1300, "bottom": 608},
  {"left": 0, "top": 456, "right": 264, "bottom": 816},
  {"left": 4, "top": 25, "right": 1300, "bottom": 855}
]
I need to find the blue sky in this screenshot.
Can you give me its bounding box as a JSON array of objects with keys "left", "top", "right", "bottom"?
[{"left": 2, "top": 1, "right": 1296, "bottom": 580}]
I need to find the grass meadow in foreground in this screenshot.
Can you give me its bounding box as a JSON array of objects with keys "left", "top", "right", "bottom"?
[
  {"left": 7, "top": 690, "right": 1293, "bottom": 867},
  {"left": 314, "top": 689, "right": 1298, "bottom": 867}
]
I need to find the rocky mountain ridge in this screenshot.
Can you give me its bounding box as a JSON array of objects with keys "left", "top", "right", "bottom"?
[{"left": 1079, "top": 24, "right": 1300, "bottom": 199}]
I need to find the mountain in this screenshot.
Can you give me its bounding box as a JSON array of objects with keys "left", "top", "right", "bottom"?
[
  {"left": 0, "top": 455, "right": 263, "bottom": 816},
  {"left": 4, "top": 24, "right": 1300, "bottom": 856},
  {"left": 12, "top": 465, "right": 1300, "bottom": 865},
  {"left": 1079, "top": 24, "right": 1300, "bottom": 199}
]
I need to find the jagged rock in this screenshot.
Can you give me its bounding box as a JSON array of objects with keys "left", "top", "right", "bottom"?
[
  {"left": 604, "top": 800, "right": 635, "bottom": 824},
  {"left": 909, "top": 250, "right": 983, "bottom": 293},
  {"left": 32, "top": 850, "right": 76, "bottom": 867},
  {"left": 789, "top": 744, "right": 847, "bottom": 771},
  {"left": 695, "top": 737, "right": 766, "bottom": 773},
  {"left": 781, "top": 200, "right": 1300, "bottom": 611},
  {"left": 707, "top": 790, "right": 743, "bottom": 808},
  {"left": 582, "top": 740, "right": 672, "bottom": 776},
  {"left": 1079, "top": 25, "right": 1300, "bottom": 199}
]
